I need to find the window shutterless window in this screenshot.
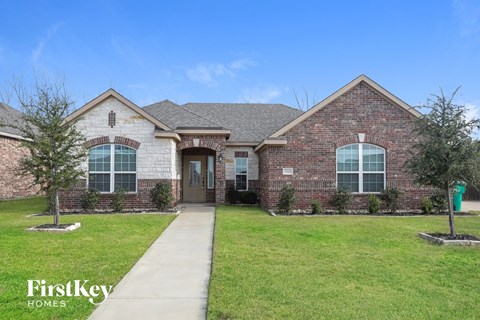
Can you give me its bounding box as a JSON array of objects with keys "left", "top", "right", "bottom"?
[
  {"left": 88, "top": 144, "right": 137, "bottom": 193},
  {"left": 336, "top": 143, "right": 385, "bottom": 193},
  {"left": 235, "top": 158, "right": 248, "bottom": 191},
  {"left": 207, "top": 155, "right": 214, "bottom": 189}
]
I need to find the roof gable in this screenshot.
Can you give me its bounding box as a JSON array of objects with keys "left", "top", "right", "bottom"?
[
  {"left": 65, "top": 89, "right": 171, "bottom": 130},
  {"left": 269, "top": 74, "right": 421, "bottom": 138}
]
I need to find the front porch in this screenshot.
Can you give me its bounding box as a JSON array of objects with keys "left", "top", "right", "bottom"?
[{"left": 177, "top": 136, "right": 227, "bottom": 204}]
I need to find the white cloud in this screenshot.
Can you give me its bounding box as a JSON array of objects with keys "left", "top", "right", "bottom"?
[
  {"left": 31, "top": 23, "right": 61, "bottom": 62},
  {"left": 186, "top": 58, "right": 255, "bottom": 86},
  {"left": 240, "top": 85, "right": 286, "bottom": 103}
]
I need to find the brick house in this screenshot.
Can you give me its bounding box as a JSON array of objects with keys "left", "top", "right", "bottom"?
[
  {"left": 59, "top": 74, "right": 428, "bottom": 211},
  {"left": 0, "top": 103, "right": 40, "bottom": 199}
]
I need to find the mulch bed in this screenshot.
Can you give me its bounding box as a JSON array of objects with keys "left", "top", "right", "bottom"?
[
  {"left": 277, "top": 211, "right": 475, "bottom": 216},
  {"left": 34, "top": 223, "right": 77, "bottom": 229},
  {"left": 427, "top": 233, "right": 480, "bottom": 241}
]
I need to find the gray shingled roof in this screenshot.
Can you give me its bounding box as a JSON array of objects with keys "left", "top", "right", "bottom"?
[
  {"left": 182, "top": 103, "right": 303, "bottom": 142},
  {"left": 143, "top": 100, "right": 222, "bottom": 129},
  {"left": 143, "top": 100, "right": 303, "bottom": 142},
  {"left": 0, "top": 103, "right": 24, "bottom": 137}
]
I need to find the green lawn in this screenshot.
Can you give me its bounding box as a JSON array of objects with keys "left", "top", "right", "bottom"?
[
  {"left": 0, "top": 197, "right": 175, "bottom": 320},
  {"left": 208, "top": 206, "right": 480, "bottom": 320}
]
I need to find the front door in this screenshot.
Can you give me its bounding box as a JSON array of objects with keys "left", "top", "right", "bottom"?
[{"left": 183, "top": 155, "right": 207, "bottom": 202}]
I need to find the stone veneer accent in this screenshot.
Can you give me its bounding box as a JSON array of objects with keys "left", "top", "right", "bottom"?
[
  {"left": 0, "top": 135, "right": 40, "bottom": 199},
  {"left": 258, "top": 81, "right": 432, "bottom": 211}
]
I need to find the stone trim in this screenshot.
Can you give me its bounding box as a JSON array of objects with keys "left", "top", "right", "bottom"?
[
  {"left": 85, "top": 136, "right": 110, "bottom": 148},
  {"left": 114, "top": 136, "right": 141, "bottom": 149},
  {"left": 178, "top": 139, "right": 221, "bottom": 151},
  {"left": 333, "top": 134, "right": 391, "bottom": 149}
]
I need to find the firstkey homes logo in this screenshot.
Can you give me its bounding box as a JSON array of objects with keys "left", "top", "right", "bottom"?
[{"left": 27, "top": 279, "right": 113, "bottom": 307}]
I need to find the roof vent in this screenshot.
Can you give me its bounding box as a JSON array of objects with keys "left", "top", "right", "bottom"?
[{"left": 108, "top": 111, "right": 116, "bottom": 128}]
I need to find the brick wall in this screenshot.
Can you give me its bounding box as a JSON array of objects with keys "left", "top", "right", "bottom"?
[
  {"left": 0, "top": 135, "right": 40, "bottom": 199},
  {"left": 60, "top": 178, "right": 180, "bottom": 211},
  {"left": 258, "top": 82, "right": 432, "bottom": 211}
]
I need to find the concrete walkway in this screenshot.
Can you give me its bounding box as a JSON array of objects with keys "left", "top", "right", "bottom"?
[
  {"left": 89, "top": 205, "right": 215, "bottom": 320},
  {"left": 461, "top": 201, "right": 480, "bottom": 212}
]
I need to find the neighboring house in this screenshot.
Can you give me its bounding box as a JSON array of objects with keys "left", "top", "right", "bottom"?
[
  {"left": 61, "top": 75, "right": 431, "bottom": 211},
  {"left": 0, "top": 103, "right": 39, "bottom": 199}
]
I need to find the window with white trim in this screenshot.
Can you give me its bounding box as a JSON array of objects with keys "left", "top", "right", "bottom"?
[
  {"left": 88, "top": 145, "right": 137, "bottom": 192},
  {"left": 336, "top": 143, "right": 385, "bottom": 193},
  {"left": 235, "top": 158, "right": 248, "bottom": 191}
]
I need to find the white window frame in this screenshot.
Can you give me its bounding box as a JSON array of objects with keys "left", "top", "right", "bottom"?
[
  {"left": 336, "top": 143, "right": 386, "bottom": 193},
  {"left": 235, "top": 157, "right": 248, "bottom": 191},
  {"left": 88, "top": 144, "right": 137, "bottom": 193}
]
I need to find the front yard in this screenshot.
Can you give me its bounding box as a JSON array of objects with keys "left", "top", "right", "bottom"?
[
  {"left": 0, "top": 197, "right": 175, "bottom": 320},
  {"left": 208, "top": 206, "right": 480, "bottom": 319}
]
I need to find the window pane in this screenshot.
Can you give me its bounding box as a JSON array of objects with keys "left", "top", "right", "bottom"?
[
  {"left": 114, "top": 173, "right": 136, "bottom": 192},
  {"left": 207, "top": 156, "right": 214, "bottom": 189},
  {"left": 236, "top": 175, "right": 247, "bottom": 191},
  {"left": 337, "top": 173, "right": 359, "bottom": 192},
  {"left": 363, "top": 145, "right": 384, "bottom": 172},
  {"left": 189, "top": 161, "right": 201, "bottom": 187},
  {"left": 337, "top": 144, "right": 359, "bottom": 172},
  {"left": 89, "top": 173, "right": 110, "bottom": 192},
  {"left": 114, "top": 145, "right": 136, "bottom": 172},
  {"left": 363, "top": 173, "right": 384, "bottom": 192},
  {"left": 235, "top": 158, "right": 247, "bottom": 174},
  {"left": 89, "top": 145, "right": 111, "bottom": 172}
]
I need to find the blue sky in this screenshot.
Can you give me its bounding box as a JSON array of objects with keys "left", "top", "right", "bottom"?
[{"left": 0, "top": 0, "right": 479, "bottom": 114}]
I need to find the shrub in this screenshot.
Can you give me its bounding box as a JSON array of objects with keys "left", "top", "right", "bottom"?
[
  {"left": 311, "top": 201, "right": 323, "bottom": 214},
  {"left": 329, "top": 187, "right": 353, "bottom": 214},
  {"left": 80, "top": 188, "right": 100, "bottom": 212},
  {"left": 278, "top": 184, "right": 296, "bottom": 214},
  {"left": 150, "top": 182, "right": 173, "bottom": 210},
  {"left": 421, "top": 197, "right": 433, "bottom": 214},
  {"left": 111, "top": 188, "right": 127, "bottom": 212},
  {"left": 430, "top": 191, "right": 448, "bottom": 213},
  {"left": 239, "top": 191, "right": 258, "bottom": 204},
  {"left": 381, "top": 187, "right": 404, "bottom": 214},
  {"left": 227, "top": 186, "right": 239, "bottom": 204},
  {"left": 227, "top": 187, "right": 258, "bottom": 204},
  {"left": 368, "top": 194, "right": 381, "bottom": 214}
]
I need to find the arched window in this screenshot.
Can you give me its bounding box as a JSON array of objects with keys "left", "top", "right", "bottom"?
[
  {"left": 88, "top": 145, "right": 137, "bottom": 192},
  {"left": 336, "top": 143, "right": 385, "bottom": 193}
]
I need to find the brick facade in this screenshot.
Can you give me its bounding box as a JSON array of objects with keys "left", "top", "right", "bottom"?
[
  {"left": 0, "top": 135, "right": 40, "bottom": 199},
  {"left": 60, "top": 178, "right": 180, "bottom": 211},
  {"left": 258, "top": 82, "right": 432, "bottom": 211}
]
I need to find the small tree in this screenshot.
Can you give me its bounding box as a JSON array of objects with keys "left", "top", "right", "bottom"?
[
  {"left": 405, "top": 89, "right": 480, "bottom": 236},
  {"left": 0, "top": 78, "right": 86, "bottom": 225}
]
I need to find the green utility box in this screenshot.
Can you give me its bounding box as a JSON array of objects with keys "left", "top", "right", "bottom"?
[{"left": 453, "top": 183, "right": 466, "bottom": 212}]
